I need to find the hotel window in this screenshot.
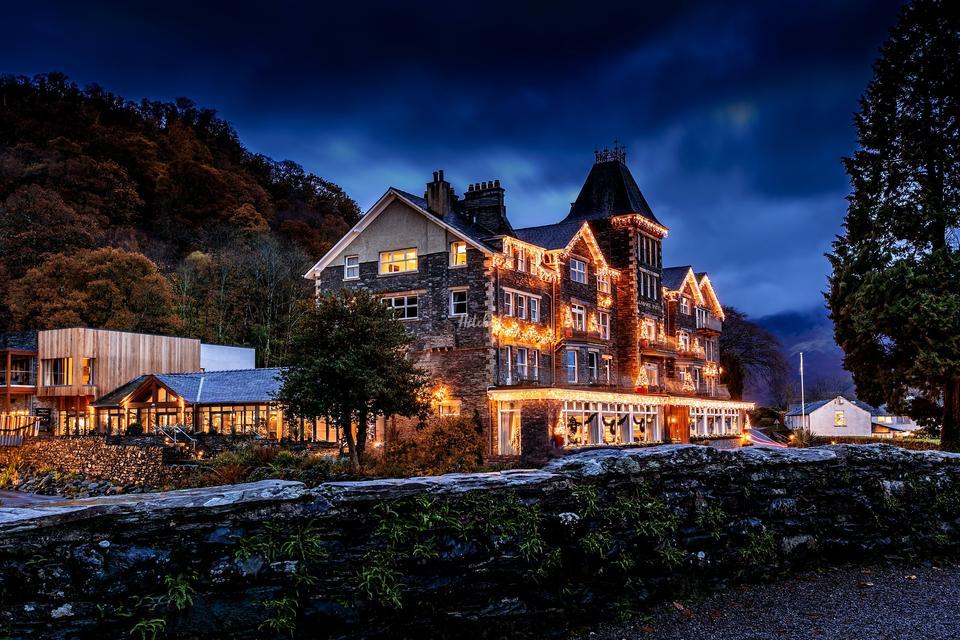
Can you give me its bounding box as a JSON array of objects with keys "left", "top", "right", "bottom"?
[
  {"left": 680, "top": 297, "right": 691, "bottom": 314},
  {"left": 438, "top": 400, "right": 462, "bottom": 417},
  {"left": 571, "top": 304, "right": 586, "bottom": 331},
  {"left": 834, "top": 410, "right": 846, "bottom": 427},
  {"left": 42, "top": 357, "right": 73, "bottom": 386},
  {"left": 639, "top": 272, "right": 659, "bottom": 300},
  {"left": 565, "top": 349, "right": 578, "bottom": 383},
  {"left": 599, "top": 312, "right": 611, "bottom": 340},
  {"left": 641, "top": 319, "right": 656, "bottom": 340},
  {"left": 383, "top": 294, "right": 419, "bottom": 320},
  {"left": 570, "top": 258, "right": 587, "bottom": 284},
  {"left": 529, "top": 297, "right": 540, "bottom": 322},
  {"left": 379, "top": 248, "right": 418, "bottom": 274},
  {"left": 516, "top": 248, "right": 527, "bottom": 272},
  {"left": 516, "top": 348, "right": 528, "bottom": 379},
  {"left": 343, "top": 255, "right": 359, "bottom": 280},
  {"left": 529, "top": 350, "right": 540, "bottom": 381},
  {"left": 588, "top": 351, "right": 599, "bottom": 382},
  {"left": 449, "top": 289, "right": 468, "bottom": 316},
  {"left": 80, "top": 357, "right": 95, "bottom": 385},
  {"left": 450, "top": 241, "right": 467, "bottom": 267},
  {"left": 503, "top": 289, "right": 513, "bottom": 316},
  {"left": 597, "top": 272, "right": 611, "bottom": 293},
  {"left": 516, "top": 293, "right": 527, "bottom": 319},
  {"left": 678, "top": 331, "right": 690, "bottom": 351}
]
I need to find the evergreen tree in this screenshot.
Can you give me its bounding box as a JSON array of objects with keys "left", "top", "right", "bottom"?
[
  {"left": 827, "top": 0, "right": 960, "bottom": 448},
  {"left": 276, "top": 290, "right": 429, "bottom": 471}
]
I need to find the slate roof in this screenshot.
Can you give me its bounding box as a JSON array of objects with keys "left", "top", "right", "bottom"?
[
  {"left": 662, "top": 266, "right": 693, "bottom": 291},
  {"left": 0, "top": 330, "right": 38, "bottom": 352},
  {"left": 513, "top": 219, "right": 586, "bottom": 250},
  {"left": 92, "top": 368, "right": 285, "bottom": 407},
  {"left": 785, "top": 397, "right": 883, "bottom": 417},
  {"left": 785, "top": 399, "right": 832, "bottom": 417},
  {"left": 562, "top": 158, "right": 663, "bottom": 227},
  {"left": 392, "top": 188, "right": 499, "bottom": 251}
]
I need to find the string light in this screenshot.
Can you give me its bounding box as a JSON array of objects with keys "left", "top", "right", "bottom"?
[
  {"left": 597, "top": 293, "right": 613, "bottom": 309},
  {"left": 491, "top": 315, "right": 555, "bottom": 348},
  {"left": 696, "top": 274, "right": 725, "bottom": 320},
  {"left": 487, "top": 387, "right": 753, "bottom": 409},
  {"left": 610, "top": 214, "right": 669, "bottom": 238}
]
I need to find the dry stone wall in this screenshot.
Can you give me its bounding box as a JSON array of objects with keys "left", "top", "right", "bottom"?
[{"left": 1, "top": 444, "right": 959, "bottom": 639}]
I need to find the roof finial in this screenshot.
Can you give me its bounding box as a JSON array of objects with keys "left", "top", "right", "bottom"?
[{"left": 594, "top": 141, "right": 627, "bottom": 164}]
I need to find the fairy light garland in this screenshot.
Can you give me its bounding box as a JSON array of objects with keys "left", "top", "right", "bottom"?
[
  {"left": 610, "top": 214, "right": 669, "bottom": 239},
  {"left": 487, "top": 387, "right": 754, "bottom": 410},
  {"left": 491, "top": 315, "right": 555, "bottom": 348}
]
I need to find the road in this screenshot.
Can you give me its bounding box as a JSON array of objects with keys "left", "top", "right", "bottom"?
[{"left": 574, "top": 560, "right": 960, "bottom": 640}]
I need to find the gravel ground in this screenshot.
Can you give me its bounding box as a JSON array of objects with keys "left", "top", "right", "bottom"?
[{"left": 573, "top": 560, "right": 960, "bottom": 640}]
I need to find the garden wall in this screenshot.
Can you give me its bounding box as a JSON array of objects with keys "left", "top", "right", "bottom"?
[
  {"left": 1, "top": 444, "right": 959, "bottom": 639},
  {"left": 0, "top": 437, "right": 189, "bottom": 487}
]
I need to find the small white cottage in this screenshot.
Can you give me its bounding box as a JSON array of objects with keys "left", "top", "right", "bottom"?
[{"left": 785, "top": 395, "right": 917, "bottom": 439}]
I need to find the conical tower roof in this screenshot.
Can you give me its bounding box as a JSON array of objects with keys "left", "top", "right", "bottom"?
[{"left": 562, "top": 148, "right": 663, "bottom": 227}]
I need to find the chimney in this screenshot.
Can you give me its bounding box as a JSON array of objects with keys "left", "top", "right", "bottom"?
[
  {"left": 460, "top": 179, "right": 514, "bottom": 236},
  {"left": 425, "top": 169, "right": 451, "bottom": 218}
]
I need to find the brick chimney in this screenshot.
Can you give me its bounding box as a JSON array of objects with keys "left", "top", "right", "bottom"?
[
  {"left": 460, "top": 180, "right": 514, "bottom": 236},
  {"left": 424, "top": 170, "right": 452, "bottom": 218}
]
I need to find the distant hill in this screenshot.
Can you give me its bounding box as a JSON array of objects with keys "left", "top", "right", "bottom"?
[{"left": 751, "top": 305, "right": 855, "bottom": 405}]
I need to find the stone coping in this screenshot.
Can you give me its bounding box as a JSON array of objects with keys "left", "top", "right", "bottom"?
[{"left": 2, "top": 443, "right": 957, "bottom": 533}]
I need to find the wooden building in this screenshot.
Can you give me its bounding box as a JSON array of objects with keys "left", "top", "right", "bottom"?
[{"left": 0, "top": 328, "right": 255, "bottom": 435}]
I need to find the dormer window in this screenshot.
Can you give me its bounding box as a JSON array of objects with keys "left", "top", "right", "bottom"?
[
  {"left": 516, "top": 248, "right": 527, "bottom": 272},
  {"left": 570, "top": 258, "right": 587, "bottom": 284},
  {"left": 450, "top": 242, "right": 467, "bottom": 267}
]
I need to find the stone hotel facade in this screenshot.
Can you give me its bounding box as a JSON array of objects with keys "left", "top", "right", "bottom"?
[{"left": 305, "top": 149, "right": 753, "bottom": 458}]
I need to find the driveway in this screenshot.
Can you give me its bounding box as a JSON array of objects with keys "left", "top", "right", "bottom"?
[{"left": 574, "top": 560, "right": 960, "bottom": 640}]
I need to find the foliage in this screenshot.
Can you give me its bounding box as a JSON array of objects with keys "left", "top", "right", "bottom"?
[
  {"left": 126, "top": 422, "right": 143, "bottom": 436},
  {"left": 719, "top": 306, "right": 789, "bottom": 402},
  {"left": 0, "top": 72, "right": 359, "bottom": 355},
  {"left": 128, "top": 618, "right": 166, "bottom": 640},
  {"left": 374, "top": 415, "right": 484, "bottom": 477},
  {"left": 8, "top": 247, "right": 181, "bottom": 334},
  {"left": 277, "top": 289, "right": 430, "bottom": 471},
  {"left": 826, "top": 0, "right": 960, "bottom": 449}
]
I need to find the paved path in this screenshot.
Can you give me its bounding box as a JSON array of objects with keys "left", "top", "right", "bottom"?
[
  {"left": 574, "top": 561, "right": 960, "bottom": 640},
  {"left": 0, "top": 489, "right": 64, "bottom": 507}
]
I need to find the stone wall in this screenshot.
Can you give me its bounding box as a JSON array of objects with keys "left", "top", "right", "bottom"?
[
  {"left": 0, "top": 437, "right": 187, "bottom": 487},
  {"left": 2, "top": 444, "right": 959, "bottom": 639}
]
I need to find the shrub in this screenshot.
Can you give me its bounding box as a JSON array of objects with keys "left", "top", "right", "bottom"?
[
  {"left": 374, "top": 415, "right": 484, "bottom": 477},
  {"left": 127, "top": 422, "right": 143, "bottom": 436}
]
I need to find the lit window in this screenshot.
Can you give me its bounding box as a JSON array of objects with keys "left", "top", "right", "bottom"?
[
  {"left": 379, "top": 248, "right": 418, "bottom": 274},
  {"left": 438, "top": 400, "right": 461, "bottom": 417},
  {"left": 572, "top": 304, "right": 586, "bottom": 331},
  {"left": 599, "top": 312, "right": 610, "bottom": 340},
  {"left": 383, "top": 294, "right": 419, "bottom": 319},
  {"left": 517, "top": 248, "right": 527, "bottom": 272},
  {"left": 680, "top": 297, "right": 691, "bottom": 314},
  {"left": 450, "top": 289, "right": 468, "bottom": 316},
  {"left": 597, "top": 272, "right": 611, "bottom": 293},
  {"left": 678, "top": 331, "right": 690, "bottom": 351},
  {"left": 570, "top": 258, "right": 587, "bottom": 284},
  {"left": 529, "top": 298, "right": 540, "bottom": 323},
  {"left": 343, "top": 255, "right": 359, "bottom": 280},
  {"left": 42, "top": 357, "right": 72, "bottom": 386},
  {"left": 80, "top": 357, "right": 94, "bottom": 385},
  {"left": 450, "top": 242, "right": 467, "bottom": 267},
  {"left": 516, "top": 348, "right": 528, "bottom": 379},
  {"left": 566, "top": 350, "right": 578, "bottom": 383},
  {"left": 503, "top": 289, "right": 513, "bottom": 316},
  {"left": 834, "top": 410, "right": 846, "bottom": 427}
]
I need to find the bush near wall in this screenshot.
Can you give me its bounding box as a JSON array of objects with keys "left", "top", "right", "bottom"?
[
  {"left": 811, "top": 436, "right": 941, "bottom": 451},
  {"left": 1, "top": 444, "right": 959, "bottom": 638}
]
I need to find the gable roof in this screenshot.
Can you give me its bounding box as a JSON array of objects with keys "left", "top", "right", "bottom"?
[
  {"left": 696, "top": 272, "right": 725, "bottom": 319},
  {"left": 513, "top": 219, "right": 585, "bottom": 250},
  {"left": 562, "top": 158, "right": 663, "bottom": 227},
  {"left": 92, "top": 368, "right": 285, "bottom": 407},
  {"left": 662, "top": 265, "right": 705, "bottom": 305},
  {"left": 303, "top": 188, "right": 495, "bottom": 279},
  {"left": 785, "top": 396, "right": 881, "bottom": 417},
  {"left": 785, "top": 399, "right": 832, "bottom": 416}
]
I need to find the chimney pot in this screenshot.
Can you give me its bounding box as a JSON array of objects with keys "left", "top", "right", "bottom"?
[
  {"left": 433, "top": 171, "right": 439, "bottom": 181},
  {"left": 494, "top": 179, "right": 500, "bottom": 188},
  {"left": 438, "top": 169, "right": 444, "bottom": 181}
]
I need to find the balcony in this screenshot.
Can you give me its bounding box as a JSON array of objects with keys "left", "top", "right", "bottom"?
[
  {"left": 696, "top": 312, "right": 723, "bottom": 333},
  {"left": 648, "top": 377, "right": 731, "bottom": 399},
  {"left": 496, "top": 368, "right": 551, "bottom": 387}
]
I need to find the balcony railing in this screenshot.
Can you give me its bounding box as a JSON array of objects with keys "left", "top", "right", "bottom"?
[
  {"left": 696, "top": 313, "right": 723, "bottom": 332},
  {"left": 1, "top": 369, "right": 37, "bottom": 386},
  {"left": 497, "top": 368, "right": 550, "bottom": 387}
]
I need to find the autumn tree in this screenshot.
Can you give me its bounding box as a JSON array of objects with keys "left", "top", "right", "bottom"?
[
  {"left": 719, "top": 306, "right": 789, "bottom": 401},
  {"left": 277, "top": 290, "right": 429, "bottom": 471},
  {"left": 827, "top": 0, "right": 960, "bottom": 449},
  {"left": 8, "top": 247, "right": 181, "bottom": 334}
]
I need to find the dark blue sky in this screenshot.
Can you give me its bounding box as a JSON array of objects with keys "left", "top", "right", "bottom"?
[{"left": 3, "top": 1, "right": 906, "bottom": 317}]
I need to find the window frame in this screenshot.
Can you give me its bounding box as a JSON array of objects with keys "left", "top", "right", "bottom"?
[
  {"left": 379, "top": 248, "right": 418, "bottom": 275},
  {"left": 343, "top": 255, "right": 360, "bottom": 280},
  {"left": 383, "top": 294, "right": 419, "bottom": 320},
  {"left": 570, "top": 258, "right": 587, "bottom": 284},
  {"left": 597, "top": 272, "right": 611, "bottom": 293},
  {"left": 565, "top": 349, "right": 578, "bottom": 383},
  {"left": 449, "top": 288, "right": 468, "bottom": 317},
  {"left": 529, "top": 297, "right": 540, "bottom": 323},
  {"left": 599, "top": 311, "right": 611, "bottom": 340},
  {"left": 449, "top": 241, "right": 467, "bottom": 268},
  {"left": 516, "top": 293, "right": 527, "bottom": 320},
  {"left": 834, "top": 410, "right": 846, "bottom": 427},
  {"left": 680, "top": 297, "right": 691, "bottom": 315},
  {"left": 571, "top": 304, "right": 586, "bottom": 331}
]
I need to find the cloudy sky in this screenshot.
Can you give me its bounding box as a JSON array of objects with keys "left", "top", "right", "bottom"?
[{"left": 3, "top": 0, "right": 906, "bottom": 317}]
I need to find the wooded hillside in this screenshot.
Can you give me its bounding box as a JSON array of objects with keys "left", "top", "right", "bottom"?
[{"left": 0, "top": 73, "right": 360, "bottom": 365}]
